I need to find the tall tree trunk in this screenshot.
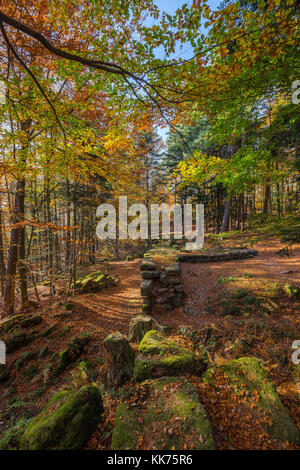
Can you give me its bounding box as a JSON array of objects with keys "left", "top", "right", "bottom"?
[
  {"left": 263, "top": 182, "right": 271, "bottom": 214},
  {"left": 0, "top": 201, "right": 6, "bottom": 296},
  {"left": 65, "top": 179, "right": 71, "bottom": 269},
  {"left": 3, "top": 119, "right": 30, "bottom": 315},
  {"left": 221, "top": 199, "right": 231, "bottom": 233},
  {"left": 235, "top": 194, "right": 243, "bottom": 230},
  {"left": 3, "top": 188, "right": 20, "bottom": 314},
  {"left": 45, "top": 170, "right": 54, "bottom": 296},
  {"left": 18, "top": 174, "right": 28, "bottom": 307}
]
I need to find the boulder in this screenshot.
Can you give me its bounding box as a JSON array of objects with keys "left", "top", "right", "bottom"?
[
  {"left": 140, "top": 260, "right": 156, "bottom": 271},
  {"left": 141, "top": 270, "right": 160, "bottom": 280},
  {"left": 165, "top": 263, "right": 180, "bottom": 277},
  {"left": 74, "top": 271, "right": 119, "bottom": 293},
  {"left": 128, "top": 315, "right": 153, "bottom": 343},
  {"left": 155, "top": 292, "right": 174, "bottom": 304},
  {"left": 111, "top": 377, "right": 216, "bottom": 450},
  {"left": 202, "top": 357, "right": 300, "bottom": 447},
  {"left": 19, "top": 315, "right": 42, "bottom": 328},
  {"left": 20, "top": 385, "right": 103, "bottom": 450},
  {"left": 167, "top": 276, "right": 181, "bottom": 286},
  {"left": 5, "top": 329, "right": 33, "bottom": 353},
  {"left": 0, "top": 315, "right": 27, "bottom": 336},
  {"left": 0, "top": 314, "right": 42, "bottom": 338},
  {"left": 56, "top": 336, "right": 89, "bottom": 375},
  {"left": 134, "top": 330, "right": 205, "bottom": 382},
  {"left": 159, "top": 273, "right": 169, "bottom": 286}
]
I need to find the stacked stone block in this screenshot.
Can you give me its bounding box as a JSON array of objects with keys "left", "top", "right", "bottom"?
[{"left": 140, "top": 259, "right": 185, "bottom": 313}]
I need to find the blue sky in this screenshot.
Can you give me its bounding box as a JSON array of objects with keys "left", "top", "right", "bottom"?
[
  {"left": 148, "top": 0, "right": 222, "bottom": 141},
  {"left": 156, "top": 0, "right": 221, "bottom": 20},
  {"left": 149, "top": 0, "right": 222, "bottom": 61}
]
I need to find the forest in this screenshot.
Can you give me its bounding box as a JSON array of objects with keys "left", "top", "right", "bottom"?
[{"left": 0, "top": 0, "right": 299, "bottom": 453}]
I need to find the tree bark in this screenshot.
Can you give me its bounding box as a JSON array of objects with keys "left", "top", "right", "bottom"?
[
  {"left": 3, "top": 119, "right": 30, "bottom": 314},
  {"left": 263, "top": 182, "right": 271, "bottom": 214},
  {"left": 0, "top": 201, "right": 6, "bottom": 296},
  {"left": 221, "top": 199, "right": 231, "bottom": 233},
  {"left": 235, "top": 194, "right": 243, "bottom": 230}
]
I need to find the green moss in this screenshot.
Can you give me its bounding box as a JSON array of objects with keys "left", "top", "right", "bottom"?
[
  {"left": 56, "top": 349, "right": 69, "bottom": 375},
  {"left": 74, "top": 271, "right": 118, "bottom": 293},
  {"left": 0, "top": 315, "right": 25, "bottom": 337},
  {"left": 283, "top": 283, "right": 299, "bottom": 300},
  {"left": 20, "top": 385, "right": 103, "bottom": 450},
  {"left": 0, "top": 418, "right": 31, "bottom": 450},
  {"left": 202, "top": 357, "right": 300, "bottom": 446},
  {"left": 65, "top": 302, "right": 74, "bottom": 311},
  {"left": 20, "top": 315, "right": 42, "bottom": 328},
  {"left": 41, "top": 323, "right": 57, "bottom": 338},
  {"left": 111, "top": 377, "right": 215, "bottom": 450},
  {"left": 25, "top": 365, "right": 37, "bottom": 381},
  {"left": 5, "top": 329, "right": 34, "bottom": 353},
  {"left": 111, "top": 402, "right": 137, "bottom": 450},
  {"left": 134, "top": 330, "right": 203, "bottom": 382},
  {"left": 138, "top": 330, "right": 188, "bottom": 356},
  {"left": 56, "top": 337, "right": 88, "bottom": 375}
]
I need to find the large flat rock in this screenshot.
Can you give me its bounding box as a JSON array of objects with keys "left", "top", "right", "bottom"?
[
  {"left": 134, "top": 330, "right": 205, "bottom": 382},
  {"left": 202, "top": 357, "right": 300, "bottom": 448},
  {"left": 111, "top": 377, "right": 216, "bottom": 450}
]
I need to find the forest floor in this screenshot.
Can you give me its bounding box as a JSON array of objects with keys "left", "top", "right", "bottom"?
[{"left": 0, "top": 234, "right": 299, "bottom": 450}]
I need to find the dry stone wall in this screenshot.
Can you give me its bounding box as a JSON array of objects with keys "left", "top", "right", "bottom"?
[{"left": 140, "top": 258, "right": 185, "bottom": 313}]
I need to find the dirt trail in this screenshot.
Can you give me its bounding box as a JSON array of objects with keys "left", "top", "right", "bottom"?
[{"left": 72, "top": 260, "right": 142, "bottom": 335}]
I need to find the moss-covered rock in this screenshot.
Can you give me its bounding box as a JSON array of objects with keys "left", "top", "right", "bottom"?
[
  {"left": 141, "top": 280, "right": 153, "bottom": 296},
  {"left": 111, "top": 377, "right": 215, "bottom": 450},
  {"left": 202, "top": 357, "right": 300, "bottom": 446},
  {"left": 140, "top": 259, "right": 156, "bottom": 271},
  {"left": 41, "top": 323, "right": 57, "bottom": 338},
  {"left": 56, "top": 336, "right": 89, "bottom": 375},
  {"left": 20, "top": 385, "right": 103, "bottom": 450},
  {"left": 74, "top": 271, "right": 119, "bottom": 294},
  {"left": 0, "top": 314, "right": 42, "bottom": 339},
  {"left": 19, "top": 315, "right": 42, "bottom": 328},
  {"left": 0, "top": 315, "right": 41, "bottom": 353},
  {"left": 5, "top": 328, "right": 34, "bottom": 353},
  {"left": 0, "top": 315, "right": 27, "bottom": 337},
  {"left": 134, "top": 330, "right": 204, "bottom": 382}
]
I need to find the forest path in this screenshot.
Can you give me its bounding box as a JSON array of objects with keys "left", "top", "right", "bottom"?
[{"left": 69, "top": 259, "right": 142, "bottom": 337}]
